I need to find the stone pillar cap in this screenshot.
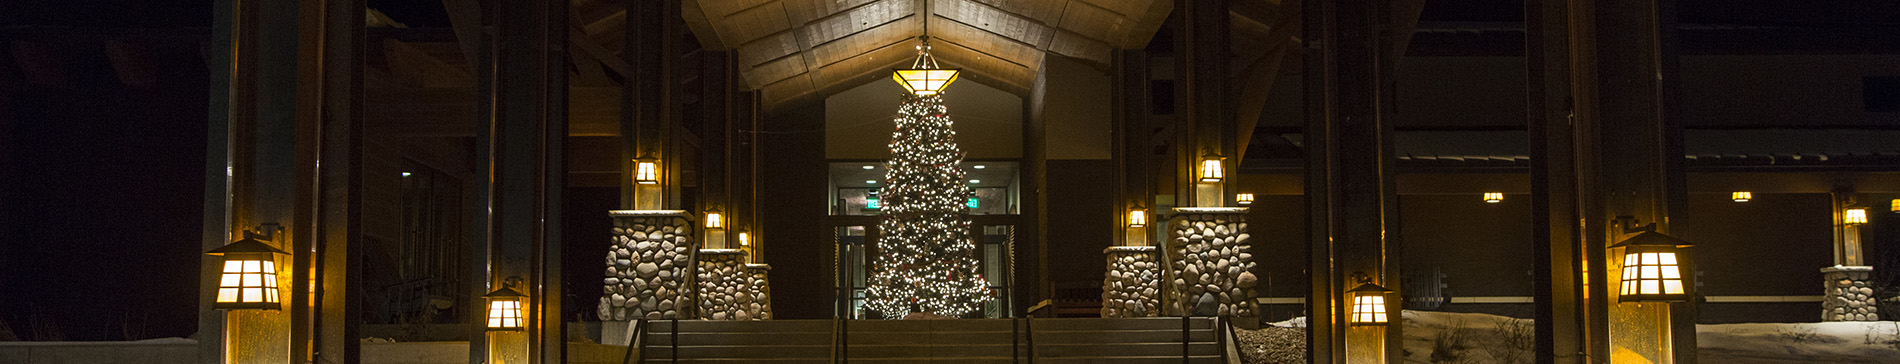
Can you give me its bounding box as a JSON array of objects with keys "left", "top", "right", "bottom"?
[
  {"left": 1105, "top": 246, "right": 1158, "bottom": 253},
  {"left": 698, "top": 249, "right": 746, "bottom": 255},
  {"left": 609, "top": 209, "right": 690, "bottom": 216},
  {"left": 1821, "top": 265, "right": 1873, "bottom": 273},
  {"left": 745, "top": 264, "right": 772, "bottom": 270},
  {"left": 1171, "top": 207, "right": 1250, "bottom": 214}
]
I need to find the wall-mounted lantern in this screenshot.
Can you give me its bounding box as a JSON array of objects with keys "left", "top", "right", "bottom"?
[
  {"left": 1845, "top": 207, "right": 1869, "bottom": 225},
  {"left": 1236, "top": 193, "right": 1255, "bottom": 205},
  {"left": 1347, "top": 274, "right": 1392, "bottom": 326},
  {"left": 738, "top": 231, "right": 751, "bottom": 247},
  {"left": 1483, "top": 192, "right": 1503, "bottom": 204},
  {"left": 208, "top": 225, "right": 288, "bottom": 310},
  {"left": 1198, "top": 152, "right": 1225, "bottom": 183},
  {"left": 633, "top": 153, "right": 660, "bottom": 185},
  {"left": 1127, "top": 209, "right": 1148, "bottom": 228},
  {"left": 1731, "top": 191, "right": 1752, "bottom": 202},
  {"left": 484, "top": 277, "right": 527, "bottom": 331},
  {"left": 1611, "top": 221, "right": 1694, "bottom": 302},
  {"left": 1891, "top": 199, "right": 1899, "bottom": 214},
  {"left": 704, "top": 209, "right": 725, "bottom": 230}
]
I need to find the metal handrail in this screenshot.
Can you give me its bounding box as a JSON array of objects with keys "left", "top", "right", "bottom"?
[
  {"left": 620, "top": 318, "right": 650, "bottom": 364},
  {"left": 1024, "top": 299, "right": 1056, "bottom": 363}
]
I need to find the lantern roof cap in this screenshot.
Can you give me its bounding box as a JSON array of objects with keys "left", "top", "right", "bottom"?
[
  {"left": 483, "top": 286, "right": 526, "bottom": 298},
  {"left": 1348, "top": 282, "right": 1392, "bottom": 294},
  {"left": 1610, "top": 230, "right": 1692, "bottom": 249},
  {"left": 208, "top": 230, "right": 288, "bottom": 255}
]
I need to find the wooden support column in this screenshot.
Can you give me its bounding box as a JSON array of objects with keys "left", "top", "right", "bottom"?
[
  {"left": 1305, "top": 0, "right": 1403, "bottom": 360},
  {"left": 701, "top": 50, "right": 734, "bottom": 249},
  {"left": 623, "top": 0, "right": 682, "bottom": 210},
  {"left": 1525, "top": 0, "right": 1590, "bottom": 361},
  {"left": 1593, "top": 0, "right": 1692, "bottom": 362},
  {"left": 734, "top": 91, "right": 761, "bottom": 259},
  {"left": 1177, "top": 0, "right": 1235, "bottom": 208},
  {"left": 203, "top": 0, "right": 362, "bottom": 362},
  {"left": 479, "top": 0, "right": 567, "bottom": 361},
  {"left": 297, "top": 0, "right": 366, "bottom": 362},
  {"left": 1114, "top": 50, "right": 1152, "bottom": 247}
]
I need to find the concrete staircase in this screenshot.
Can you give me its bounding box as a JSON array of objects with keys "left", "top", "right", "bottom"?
[{"left": 638, "top": 317, "right": 1224, "bottom": 363}]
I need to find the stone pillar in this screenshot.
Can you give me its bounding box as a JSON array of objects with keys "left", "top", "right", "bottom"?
[
  {"left": 1823, "top": 266, "right": 1879, "bottom": 321},
  {"left": 1169, "top": 207, "right": 1258, "bottom": 317},
  {"left": 600, "top": 210, "right": 693, "bottom": 321},
  {"left": 695, "top": 249, "right": 756, "bottom": 320},
  {"left": 1103, "top": 246, "right": 1161, "bottom": 317},
  {"left": 746, "top": 264, "right": 775, "bottom": 320}
]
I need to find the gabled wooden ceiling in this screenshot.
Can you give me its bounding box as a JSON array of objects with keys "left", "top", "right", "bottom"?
[{"left": 670, "top": 0, "right": 1173, "bottom": 109}]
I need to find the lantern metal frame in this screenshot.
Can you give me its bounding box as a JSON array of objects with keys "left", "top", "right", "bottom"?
[
  {"left": 484, "top": 277, "right": 528, "bottom": 331},
  {"left": 1347, "top": 273, "right": 1393, "bottom": 326},
  {"left": 1198, "top": 152, "right": 1225, "bottom": 183},
  {"left": 208, "top": 224, "right": 289, "bottom": 310},
  {"left": 1844, "top": 207, "right": 1869, "bottom": 225},
  {"left": 633, "top": 152, "right": 660, "bottom": 185},
  {"left": 1127, "top": 209, "right": 1148, "bottom": 228},
  {"left": 1610, "top": 219, "right": 1695, "bottom": 302}
]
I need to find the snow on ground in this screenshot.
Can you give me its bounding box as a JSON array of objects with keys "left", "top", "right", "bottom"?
[{"left": 1239, "top": 311, "right": 1900, "bottom": 364}]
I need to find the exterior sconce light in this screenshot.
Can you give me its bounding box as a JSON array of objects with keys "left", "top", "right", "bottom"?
[
  {"left": 1891, "top": 199, "right": 1899, "bottom": 214},
  {"left": 633, "top": 153, "right": 660, "bottom": 185},
  {"left": 1731, "top": 191, "right": 1752, "bottom": 202},
  {"left": 1236, "top": 193, "right": 1255, "bottom": 205},
  {"left": 1198, "top": 152, "right": 1225, "bottom": 183},
  {"left": 484, "top": 277, "right": 527, "bottom": 331},
  {"left": 1611, "top": 218, "right": 1694, "bottom": 302},
  {"left": 892, "top": 36, "right": 959, "bottom": 96},
  {"left": 1483, "top": 192, "right": 1504, "bottom": 204},
  {"left": 738, "top": 231, "right": 750, "bottom": 247},
  {"left": 1347, "top": 273, "right": 1392, "bottom": 326},
  {"left": 1127, "top": 209, "right": 1148, "bottom": 228},
  {"left": 208, "top": 224, "right": 288, "bottom": 310},
  {"left": 704, "top": 209, "right": 725, "bottom": 230},
  {"left": 1844, "top": 207, "right": 1869, "bottom": 226}
]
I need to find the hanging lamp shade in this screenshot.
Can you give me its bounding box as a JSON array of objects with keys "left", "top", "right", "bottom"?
[
  {"left": 1613, "top": 231, "right": 1694, "bottom": 302},
  {"left": 1348, "top": 282, "right": 1393, "bottom": 325},
  {"left": 484, "top": 285, "right": 527, "bottom": 331},
  {"left": 892, "top": 37, "right": 959, "bottom": 96},
  {"left": 208, "top": 229, "right": 288, "bottom": 310}
]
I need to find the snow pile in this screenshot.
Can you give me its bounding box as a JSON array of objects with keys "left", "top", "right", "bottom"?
[
  {"left": 1235, "top": 311, "right": 1900, "bottom": 364},
  {"left": 1699, "top": 320, "right": 1900, "bottom": 364}
]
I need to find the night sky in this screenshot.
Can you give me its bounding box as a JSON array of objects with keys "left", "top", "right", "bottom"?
[{"left": 2, "top": 0, "right": 1897, "bottom": 341}]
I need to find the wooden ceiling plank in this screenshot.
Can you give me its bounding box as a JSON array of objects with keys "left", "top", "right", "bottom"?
[
  {"left": 800, "top": 0, "right": 913, "bottom": 48},
  {"left": 1052, "top": 1, "right": 1131, "bottom": 44},
  {"left": 930, "top": 16, "right": 1044, "bottom": 71},
  {"left": 715, "top": 1, "right": 796, "bottom": 46},
  {"left": 1046, "top": 30, "right": 1115, "bottom": 68},
  {"left": 937, "top": 0, "right": 1054, "bottom": 48},
  {"left": 808, "top": 18, "right": 919, "bottom": 69}
]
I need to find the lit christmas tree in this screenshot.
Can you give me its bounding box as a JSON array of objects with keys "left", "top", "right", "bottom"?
[{"left": 863, "top": 93, "right": 993, "bottom": 318}]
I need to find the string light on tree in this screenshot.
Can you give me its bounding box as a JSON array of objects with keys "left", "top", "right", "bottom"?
[{"left": 862, "top": 93, "right": 993, "bottom": 318}]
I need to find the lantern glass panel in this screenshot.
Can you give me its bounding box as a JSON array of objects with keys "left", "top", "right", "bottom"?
[
  {"left": 1350, "top": 293, "right": 1388, "bottom": 325},
  {"left": 1127, "top": 210, "right": 1147, "bottom": 227},
  {"left": 215, "top": 253, "right": 280, "bottom": 308},
  {"left": 486, "top": 298, "right": 524, "bottom": 330},
  {"left": 893, "top": 69, "right": 960, "bottom": 95},
  {"left": 1236, "top": 193, "right": 1255, "bottom": 205},
  {"left": 705, "top": 212, "right": 724, "bottom": 229},
  {"left": 1199, "top": 159, "right": 1224, "bottom": 182},
  {"left": 635, "top": 161, "right": 659, "bottom": 184},
  {"left": 1845, "top": 208, "right": 1868, "bottom": 225}
]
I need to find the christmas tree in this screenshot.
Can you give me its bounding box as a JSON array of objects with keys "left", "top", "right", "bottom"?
[{"left": 863, "top": 93, "right": 993, "bottom": 318}]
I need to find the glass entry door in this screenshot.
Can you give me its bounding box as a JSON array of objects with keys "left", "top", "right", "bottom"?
[{"left": 832, "top": 217, "right": 1017, "bottom": 319}]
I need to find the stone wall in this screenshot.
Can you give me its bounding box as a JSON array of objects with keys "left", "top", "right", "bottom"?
[
  {"left": 695, "top": 250, "right": 768, "bottom": 320},
  {"left": 600, "top": 210, "right": 693, "bottom": 320},
  {"left": 1170, "top": 207, "right": 1258, "bottom": 317},
  {"left": 1103, "top": 246, "right": 1160, "bottom": 317},
  {"left": 1823, "top": 266, "right": 1879, "bottom": 321},
  {"left": 746, "top": 264, "right": 776, "bottom": 320}
]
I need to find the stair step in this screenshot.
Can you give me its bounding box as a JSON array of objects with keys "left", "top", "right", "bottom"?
[
  {"left": 1034, "top": 342, "right": 1221, "bottom": 357},
  {"left": 648, "top": 332, "right": 833, "bottom": 346},
  {"left": 642, "top": 344, "right": 830, "bottom": 359}
]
